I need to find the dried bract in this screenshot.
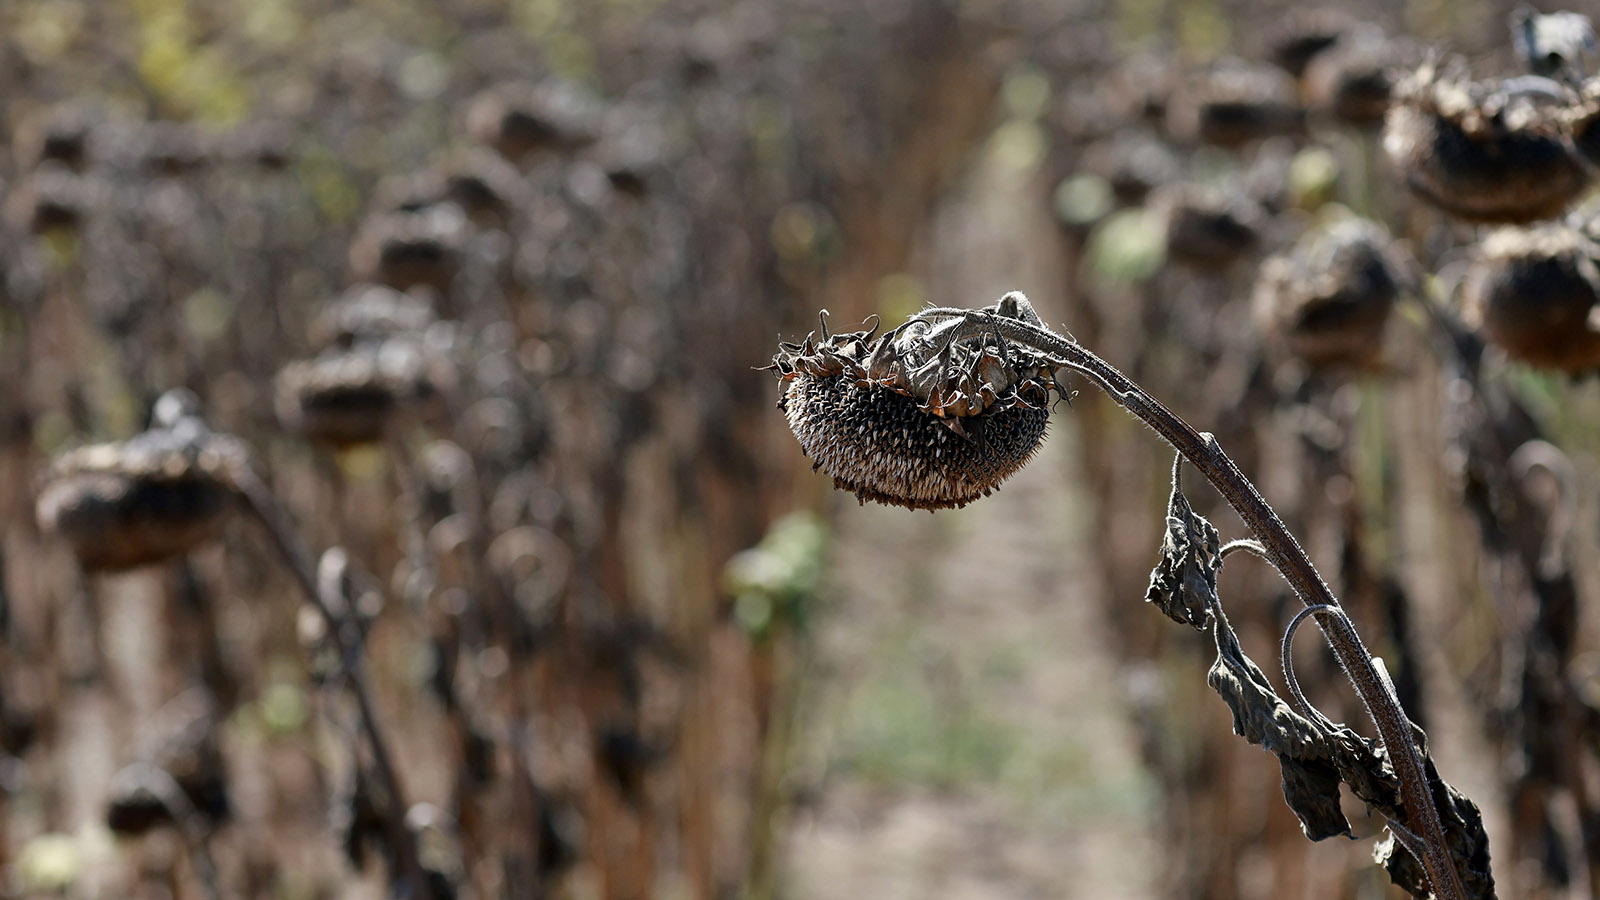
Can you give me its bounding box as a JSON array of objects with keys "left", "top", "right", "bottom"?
[
  {"left": 36, "top": 392, "right": 245, "bottom": 571},
  {"left": 768, "top": 296, "right": 1064, "bottom": 510},
  {"left": 1384, "top": 63, "right": 1587, "bottom": 223},
  {"left": 1461, "top": 224, "right": 1600, "bottom": 372},
  {"left": 1253, "top": 218, "right": 1404, "bottom": 368}
]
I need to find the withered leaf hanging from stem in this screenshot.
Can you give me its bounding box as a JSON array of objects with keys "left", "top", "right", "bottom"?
[
  {"left": 1149, "top": 454, "right": 1495, "bottom": 897},
  {"left": 1209, "top": 598, "right": 1497, "bottom": 890},
  {"left": 1203, "top": 580, "right": 1497, "bottom": 896},
  {"left": 1145, "top": 454, "right": 1222, "bottom": 630}
]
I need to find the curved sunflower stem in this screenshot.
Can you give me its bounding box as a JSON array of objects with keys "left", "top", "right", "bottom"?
[
  {"left": 228, "top": 464, "right": 433, "bottom": 900},
  {"left": 917, "top": 294, "right": 1469, "bottom": 900}
]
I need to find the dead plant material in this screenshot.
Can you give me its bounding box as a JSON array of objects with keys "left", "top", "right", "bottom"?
[
  {"left": 1154, "top": 184, "right": 1262, "bottom": 270},
  {"left": 1253, "top": 218, "right": 1404, "bottom": 368},
  {"left": 1169, "top": 60, "right": 1306, "bottom": 148},
  {"left": 309, "top": 283, "right": 438, "bottom": 350},
  {"left": 774, "top": 294, "right": 1495, "bottom": 898},
  {"left": 1461, "top": 224, "right": 1600, "bottom": 372},
  {"left": 36, "top": 391, "right": 246, "bottom": 571},
  {"left": 348, "top": 204, "right": 471, "bottom": 293},
  {"left": 1384, "top": 62, "right": 1587, "bottom": 224},
  {"left": 275, "top": 338, "right": 455, "bottom": 447},
  {"left": 768, "top": 296, "right": 1061, "bottom": 510},
  {"left": 465, "top": 81, "right": 603, "bottom": 162},
  {"left": 1304, "top": 36, "right": 1397, "bottom": 127}
]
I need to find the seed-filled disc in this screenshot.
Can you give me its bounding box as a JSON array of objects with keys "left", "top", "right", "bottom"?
[
  {"left": 780, "top": 374, "right": 1049, "bottom": 510},
  {"left": 769, "top": 295, "right": 1064, "bottom": 511}
]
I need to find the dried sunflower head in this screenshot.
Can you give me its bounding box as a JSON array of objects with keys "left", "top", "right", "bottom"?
[
  {"left": 1268, "top": 11, "right": 1350, "bottom": 79},
  {"left": 107, "top": 698, "right": 229, "bottom": 836},
  {"left": 1304, "top": 36, "right": 1398, "bottom": 128},
  {"left": 3, "top": 162, "right": 91, "bottom": 234},
  {"left": 1384, "top": 62, "right": 1587, "bottom": 223},
  {"left": 348, "top": 204, "right": 470, "bottom": 293},
  {"left": 375, "top": 148, "right": 527, "bottom": 230},
  {"left": 1461, "top": 224, "right": 1600, "bottom": 373},
  {"left": 1153, "top": 184, "right": 1262, "bottom": 270},
  {"left": 131, "top": 122, "right": 213, "bottom": 178},
  {"left": 308, "top": 283, "right": 437, "bottom": 350},
  {"left": 1253, "top": 218, "right": 1405, "bottom": 368},
  {"left": 276, "top": 336, "right": 455, "bottom": 447},
  {"left": 36, "top": 391, "right": 246, "bottom": 571},
  {"left": 1562, "top": 79, "right": 1600, "bottom": 166},
  {"left": 465, "top": 81, "right": 603, "bottom": 161},
  {"left": 1079, "top": 131, "right": 1182, "bottom": 207},
  {"left": 1169, "top": 60, "right": 1306, "bottom": 148},
  {"left": 769, "top": 293, "right": 1065, "bottom": 510},
  {"left": 13, "top": 106, "right": 95, "bottom": 172}
]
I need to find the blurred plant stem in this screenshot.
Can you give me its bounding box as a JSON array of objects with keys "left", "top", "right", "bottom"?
[{"left": 228, "top": 463, "right": 433, "bottom": 900}]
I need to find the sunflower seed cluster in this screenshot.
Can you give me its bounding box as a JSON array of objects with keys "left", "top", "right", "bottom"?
[
  {"left": 769, "top": 297, "right": 1063, "bottom": 510},
  {"left": 35, "top": 391, "right": 247, "bottom": 571},
  {"left": 1384, "top": 62, "right": 1588, "bottom": 223}
]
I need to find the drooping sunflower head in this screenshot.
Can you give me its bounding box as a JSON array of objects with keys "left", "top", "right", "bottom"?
[
  {"left": 769, "top": 294, "right": 1065, "bottom": 511},
  {"left": 36, "top": 390, "right": 247, "bottom": 571},
  {"left": 1384, "top": 61, "right": 1587, "bottom": 224}
]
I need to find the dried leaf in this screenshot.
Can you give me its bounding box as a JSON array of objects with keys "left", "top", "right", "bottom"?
[
  {"left": 1145, "top": 456, "right": 1222, "bottom": 629},
  {"left": 1205, "top": 608, "right": 1497, "bottom": 898},
  {"left": 1208, "top": 613, "right": 1361, "bottom": 840}
]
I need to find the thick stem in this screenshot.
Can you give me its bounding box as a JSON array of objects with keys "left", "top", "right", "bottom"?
[
  {"left": 229, "top": 465, "right": 433, "bottom": 900},
  {"left": 925, "top": 300, "right": 1470, "bottom": 900}
]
